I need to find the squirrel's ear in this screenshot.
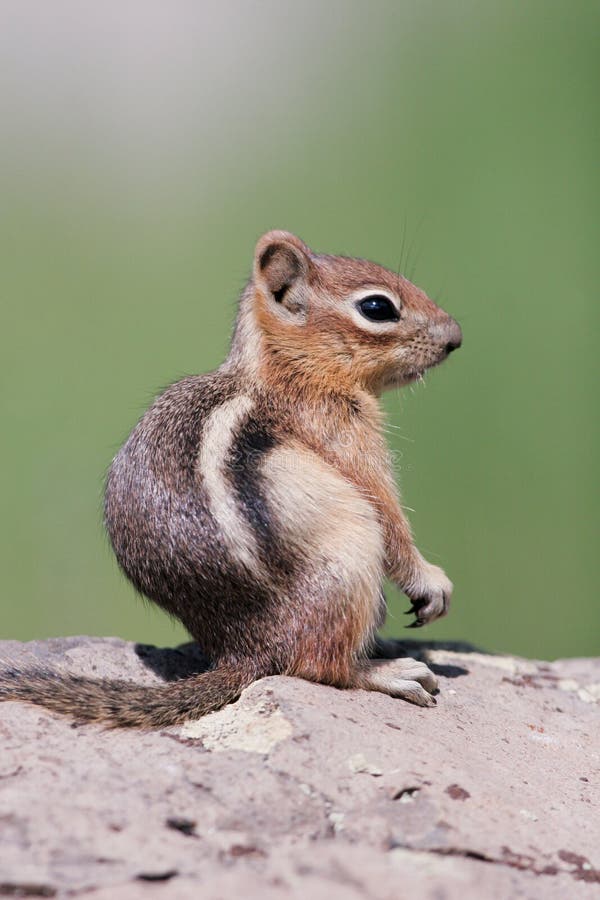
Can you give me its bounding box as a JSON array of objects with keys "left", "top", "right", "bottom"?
[{"left": 253, "top": 231, "right": 311, "bottom": 316}]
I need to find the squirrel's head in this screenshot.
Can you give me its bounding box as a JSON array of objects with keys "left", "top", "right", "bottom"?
[{"left": 233, "top": 230, "right": 461, "bottom": 394}]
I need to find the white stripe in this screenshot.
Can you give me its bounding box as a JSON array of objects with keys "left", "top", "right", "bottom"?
[{"left": 198, "top": 394, "right": 259, "bottom": 573}]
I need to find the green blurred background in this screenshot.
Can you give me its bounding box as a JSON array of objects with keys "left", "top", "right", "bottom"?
[{"left": 2, "top": 1, "right": 598, "bottom": 658}]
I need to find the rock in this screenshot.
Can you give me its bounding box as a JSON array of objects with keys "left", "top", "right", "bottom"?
[{"left": 0, "top": 636, "right": 598, "bottom": 899}]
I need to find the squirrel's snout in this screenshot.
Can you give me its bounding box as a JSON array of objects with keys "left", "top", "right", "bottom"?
[
  {"left": 428, "top": 317, "right": 462, "bottom": 355},
  {"left": 441, "top": 318, "right": 462, "bottom": 354},
  {"left": 445, "top": 319, "right": 462, "bottom": 354}
]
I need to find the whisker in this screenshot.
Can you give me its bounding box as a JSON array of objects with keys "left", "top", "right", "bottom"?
[
  {"left": 398, "top": 213, "right": 408, "bottom": 275},
  {"left": 405, "top": 214, "right": 427, "bottom": 281}
]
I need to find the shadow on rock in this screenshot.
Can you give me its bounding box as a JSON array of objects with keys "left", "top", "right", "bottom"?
[
  {"left": 134, "top": 642, "right": 211, "bottom": 682},
  {"left": 374, "top": 638, "right": 488, "bottom": 679},
  {"left": 135, "top": 638, "right": 481, "bottom": 682}
]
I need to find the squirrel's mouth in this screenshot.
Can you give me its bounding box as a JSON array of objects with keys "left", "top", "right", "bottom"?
[
  {"left": 401, "top": 369, "right": 422, "bottom": 384},
  {"left": 385, "top": 368, "right": 424, "bottom": 388},
  {"left": 390, "top": 352, "right": 452, "bottom": 387}
]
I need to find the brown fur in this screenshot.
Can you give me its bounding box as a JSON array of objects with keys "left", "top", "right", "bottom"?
[{"left": 0, "top": 231, "right": 461, "bottom": 726}]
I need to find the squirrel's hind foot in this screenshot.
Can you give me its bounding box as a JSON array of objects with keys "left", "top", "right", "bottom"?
[{"left": 355, "top": 657, "right": 438, "bottom": 708}]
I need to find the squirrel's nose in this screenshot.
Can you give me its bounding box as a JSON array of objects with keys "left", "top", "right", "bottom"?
[{"left": 444, "top": 319, "right": 462, "bottom": 354}]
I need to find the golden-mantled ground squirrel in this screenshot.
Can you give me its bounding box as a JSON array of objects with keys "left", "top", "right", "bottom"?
[{"left": 1, "top": 231, "right": 461, "bottom": 727}]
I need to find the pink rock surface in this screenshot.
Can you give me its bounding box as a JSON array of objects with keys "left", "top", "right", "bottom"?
[{"left": 0, "top": 637, "right": 598, "bottom": 899}]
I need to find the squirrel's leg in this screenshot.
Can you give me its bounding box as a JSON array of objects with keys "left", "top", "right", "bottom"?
[
  {"left": 262, "top": 444, "right": 437, "bottom": 707},
  {"left": 284, "top": 576, "right": 438, "bottom": 708},
  {"left": 332, "top": 465, "right": 453, "bottom": 629},
  {"left": 371, "top": 483, "right": 454, "bottom": 629},
  {"left": 368, "top": 590, "right": 400, "bottom": 659}
]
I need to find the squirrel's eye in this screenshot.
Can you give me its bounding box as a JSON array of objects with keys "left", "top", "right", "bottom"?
[{"left": 358, "top": 295, "right": 400, "bottom": 322}]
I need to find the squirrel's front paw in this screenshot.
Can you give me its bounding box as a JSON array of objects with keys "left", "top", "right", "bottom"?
[{"left": 405, "top": 563, "right": 453, "bottom": 628}]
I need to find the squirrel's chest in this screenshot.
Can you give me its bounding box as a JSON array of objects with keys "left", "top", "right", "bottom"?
[{"left": 294, "top": 406, "right": 391, "bottom": 486}]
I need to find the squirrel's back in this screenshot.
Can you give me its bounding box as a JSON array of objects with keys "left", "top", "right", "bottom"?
[{"left": 105, "top": 369, "right": 279, "bottom": 656}]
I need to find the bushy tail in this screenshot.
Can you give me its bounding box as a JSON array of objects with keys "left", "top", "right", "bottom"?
[{"left": 0, "top": 663, "right": 254, "bottom": 728}]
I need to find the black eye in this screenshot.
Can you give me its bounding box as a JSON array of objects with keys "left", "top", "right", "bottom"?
[{"left": 358, "top": 295, "right": 400, "bottom": 322}]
